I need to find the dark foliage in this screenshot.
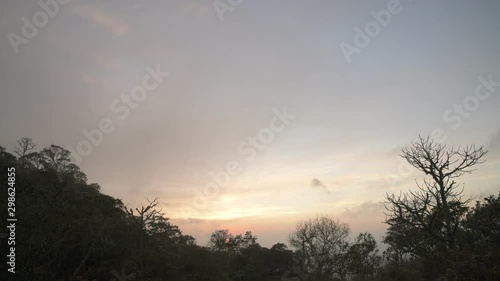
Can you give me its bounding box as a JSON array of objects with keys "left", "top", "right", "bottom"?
[{"left": 1, "top": 137, "right": 498, "bottom": 281}]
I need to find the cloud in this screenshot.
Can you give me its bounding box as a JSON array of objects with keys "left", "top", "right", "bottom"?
[
  {"left": 311, "top": 178, "right": 324, "bottom": 187},
  {"left": 96, "top": 55, "right": 124, "bottom": 71},
  {"left": 341, "top": 201, "right": 384, "bottom": 219},
  {"left": 177, "top": 0, "right": 211, "bottom": 17},
  {"left": 72, "top": 4, "right": 128, "bottom": 36},
  {"left": 172, "top": 218, "right": 217, "bottom": 225},
  {"left": 311, "top": 178, "right": 331, "bottom": 195}
]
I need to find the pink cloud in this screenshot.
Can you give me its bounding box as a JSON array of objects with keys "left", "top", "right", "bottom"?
[{"left": 72, "top": 4, "right": 128, "bottom": 36}]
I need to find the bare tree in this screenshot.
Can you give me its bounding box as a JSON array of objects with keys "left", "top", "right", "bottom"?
[
  {"left": 125, "top": 198, "right": 162, "bottom": 281},
  {"left": 15, "top": 138, "right": 39, "bottom": 169},
  {"left": 289, "top": 215, "right": 350, "bottom": 281},
  {"left": 14, "top": 137, "right": 36, "bottom": 157},
  {"left": 384, "top": 136, "right": 487, "bottom": 255}
]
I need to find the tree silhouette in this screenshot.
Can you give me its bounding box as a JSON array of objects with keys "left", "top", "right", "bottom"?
[
  {"left": 384, "top": 136, "right": 488, "bottom": 279},
  {"left": 289, "top": 215, "right": 350, "bottom": 281},
  {"left": 2, "top": 137, "right": 497, "bottom": 281}
]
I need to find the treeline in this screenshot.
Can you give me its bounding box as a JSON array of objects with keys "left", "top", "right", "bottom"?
[{"left": 0, "top": 137, "right": 499, "bottom": 281}]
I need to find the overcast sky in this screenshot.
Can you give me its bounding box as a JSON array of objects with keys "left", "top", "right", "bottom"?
[{"left": 1, "top": 0, "right": 500, "bottom": 247}]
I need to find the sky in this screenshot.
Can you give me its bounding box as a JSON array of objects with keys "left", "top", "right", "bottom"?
[{"left": 1, "top": 0, "right": 500, "bottom": 248}]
